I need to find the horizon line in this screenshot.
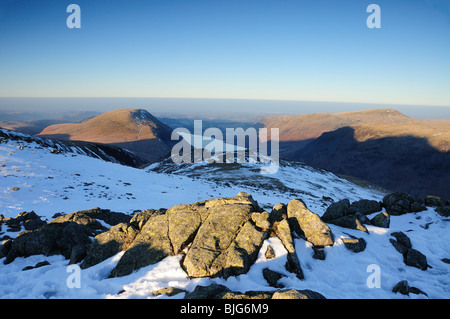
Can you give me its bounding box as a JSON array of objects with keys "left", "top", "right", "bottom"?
[{"left": 0, "top": 96, "right": 449, "bottom": 109}]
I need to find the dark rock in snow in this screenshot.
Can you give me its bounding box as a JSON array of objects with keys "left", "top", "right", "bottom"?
[
  {"left": 392, "top": 280, "right": 427, "bottom": 296},
  {"left": 263, "top": 268, "right": 285, "bottom": 288},
  {"left": 383, "top": 192, "right": 426, "bottom": 215},
  {"left": 342, "top": 236, "right": 367, "bottom": 253},
  {"left": 321, "top": 199, "right": 350, "bottom": 222},
  {"left": 404, "top": 248, "right": 428, "bottom": 271},
  {"left": 370, "top": 212, "right": 390, "bottom": 228}
]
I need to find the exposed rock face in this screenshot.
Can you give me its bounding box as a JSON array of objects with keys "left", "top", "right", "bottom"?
[
  {"left": 80, "top": 193, "right": 269, "bottom": 279},
  {"left": 287, "top": 199, "right": 334, "bottom": 247}
]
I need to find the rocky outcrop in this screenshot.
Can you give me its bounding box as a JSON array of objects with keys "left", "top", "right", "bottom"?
[
  {"left": 182, "top": 284, "right": 325, "bottom": 299},
  {"left": 3, "top": 208, "right": 130, "bottom": 265},
  {"left": 383, "top": 193, "right": 426, "bottom": 215},
  {"left": 321, "top": 198, "right": 380, "bottom": 232},
  {"left": 81, "top": 193, "right": 269, "bottom": 279}
]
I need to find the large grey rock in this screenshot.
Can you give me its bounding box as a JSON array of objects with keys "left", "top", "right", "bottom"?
[
  {"left": 182, "top": 193, "right": 265, "bottom": 278},
  {"left": 287, "top": 199, "right": 334, "bottom": 247}
]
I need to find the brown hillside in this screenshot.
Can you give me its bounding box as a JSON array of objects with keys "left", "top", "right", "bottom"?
[{"left": 38, "top": 109, "right": 173, "bottom": 162}]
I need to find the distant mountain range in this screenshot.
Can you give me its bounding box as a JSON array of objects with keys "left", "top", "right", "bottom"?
[
  {"left": 260, "top": 109, "right": 450, "bottom": 198},
  {"left": 1, "top": 107, "right": 448, "bottom": 198}
]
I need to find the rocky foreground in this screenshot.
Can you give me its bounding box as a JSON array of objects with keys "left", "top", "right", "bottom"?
[{"left": 1, "top": 192, "right": 449, "bottom": 299}]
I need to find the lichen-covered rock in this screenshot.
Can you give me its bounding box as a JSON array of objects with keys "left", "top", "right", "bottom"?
[
  {"left": 209, "top": 219, "right": 268, "bottom": 278},
  {"left": 271, "top": 289, "right": 326, "bottom": 299},
  {"left": 167, "top": 203, "right": 205, "bottom": 254},
  {"left": 287, "top": 199, "right": 334, "bottom": 247},
  {"left": 110, "top": 212, "right": 173, "bottom": 277},
  {"left": 370, "top": 212, "right": 390, "bottom": 228},
  {"left": 80, "top": 222, "right": 139, "bottom": 269},
  {"left": 182, "top": 198, "right": 256, "bottom": 278}
]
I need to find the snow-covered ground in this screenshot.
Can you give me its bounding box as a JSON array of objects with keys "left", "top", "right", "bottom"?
[{"left": 0, "top": 134, "right": 449, "bottom": 299}]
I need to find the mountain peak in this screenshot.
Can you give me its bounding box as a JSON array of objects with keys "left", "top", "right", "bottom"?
[{"left": 38, "top": 108, "right": 173, "bottom": 162}]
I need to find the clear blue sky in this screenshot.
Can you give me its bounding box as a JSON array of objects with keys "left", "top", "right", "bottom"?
[{"left": 0, "top": 0, "right": 449, "bottom": 107}]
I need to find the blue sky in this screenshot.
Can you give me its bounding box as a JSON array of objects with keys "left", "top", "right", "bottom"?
[{"left": 0, "top": 0, "right": 449, "bottom": 107}]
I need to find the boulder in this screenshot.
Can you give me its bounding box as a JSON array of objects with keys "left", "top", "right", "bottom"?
[
  {"left": 370, "top": 212, "right": 390, "bottom": 228},
  {"left": 404, "top": 248, "right": 428, "bottom": 271},
  {"left": 271, "top": 217, "right": 304, "bottom": 278},
  {"left": 424, "top": 195, "right": 444, "bottom": 207},
  {"left": 349, "top": 199, "right": 382, "bottom": 215},
  {"left": 383, "top": 193, "right": 426, "bottom": 215},
  {"left": 80, "top": 222, "right": 139, "bottom": 269},
  {"left": 327, "top": 214, "right": 368, "bottom": 233},
  {"left": 341, "top": 236, "right": 366, "bottom": 253},
  {"left": 390, "top": 232, "right": 428, "bottom": 270},
  {"left": 390, "top": 231, "right": 411, "bottom": 255},
  {"left": 271, "top": 289, "right": 326, "bottom": 299},
  {"left": 287, "top": 199, "right": 334, "bottom": 247},
  {"left": 392, "top": 280, "right": 427, "bottom": 296},
  {"left": 184, "top": 284, "right": 231, "bottom": 299},
  {"left": 436, "top": 205, "right": 450, "bottom": 217},
  {"left": 3, "top": 208, "right": 132, "bottom": 265},
  {"left": 4, "top": 217, "right": 94, "bottom": 264},
  {"left": 209, "top": 219, "right": 268, "bottom": 278},
  {"left": 263, "top": 268, "right": 285, "bottom": 288},
  {"left": 183, "top": 285, "right": 325, "bottom": 300},
  {"left": 321, "top": 199, "right": 350, "bottom": 222}
]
